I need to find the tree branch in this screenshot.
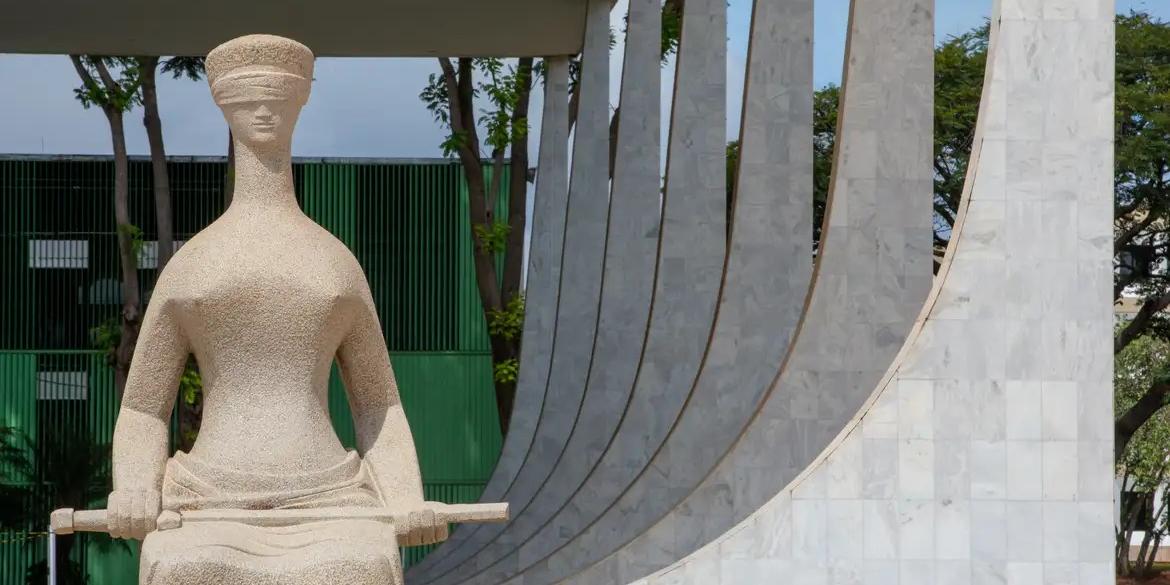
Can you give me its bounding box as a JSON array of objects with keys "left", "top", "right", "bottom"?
[
  {"left": 1117, "top": 292, "right": 1170, "bottom": 355},
  {"left": 1116, "top": 209, "right": 1157, "bottom": 251},
  {"left": 91, "top": 58, "right": 120, "bottom": 93},
  {"left": 1117, "top": 379, "right": 1170, "bottom": 469},
  {"left": 69, "top": 55, "right": 97, "bottom": 90},
  {"left": 457, "top": 58, "right": 480, "bottom": 152}
]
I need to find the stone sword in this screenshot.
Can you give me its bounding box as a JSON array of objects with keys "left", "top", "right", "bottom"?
[{"left": 50, "top": 502, "right": 508, "bottom": 545}]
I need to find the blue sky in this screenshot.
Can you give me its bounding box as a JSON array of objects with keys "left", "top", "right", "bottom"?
[{"left": 0, "top": 0, "right": 1166, "bottom": 158}]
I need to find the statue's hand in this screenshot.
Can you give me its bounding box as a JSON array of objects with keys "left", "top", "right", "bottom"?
[
  {"left": 400, "top": 506, "right": 450, "bottom": 547},
  {"left": 106, "top": 489, "right": 161, "bottom": 540}
]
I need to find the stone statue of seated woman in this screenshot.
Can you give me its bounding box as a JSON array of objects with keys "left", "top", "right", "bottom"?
[{"left": 104, "top": 34, "right": 447, "bottom": 585}]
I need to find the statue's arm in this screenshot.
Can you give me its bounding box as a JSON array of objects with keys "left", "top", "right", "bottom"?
[
  {"left": 336, "top": 288, "right": 426, "bottom": 508},
  {"left": 108, "top": 290, "right": 188, "bottom": 538},
  {"left": 112, "top": 294, "right": 187, "bottom": 491}
]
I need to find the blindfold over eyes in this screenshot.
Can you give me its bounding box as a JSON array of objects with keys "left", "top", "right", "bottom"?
[{"left": 212, "top": 72, "right": 309, "bottom": 105}]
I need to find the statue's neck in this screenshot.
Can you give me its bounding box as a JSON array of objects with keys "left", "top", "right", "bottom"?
[{"left": 227, "top": 141, "right": 300, "bottom": 213}]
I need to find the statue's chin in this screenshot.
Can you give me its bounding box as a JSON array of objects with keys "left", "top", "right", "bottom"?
[{"left": 239, "top": 133, "right": 287, "bottom": 151}]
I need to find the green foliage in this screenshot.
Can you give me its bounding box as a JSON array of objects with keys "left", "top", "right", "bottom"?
[
  {"left": 72, "top": 56, "right": 141, "bottom": 113},
  {"left": 440, "top": 131, "right": 470, "bottom": 159},
  {"left": 1117, "top": 11, "right": 1170, "bottom": 217},
  {"left": 488, "top": 295, "right": 526, "bottom": 342},
  {"left": 1, "top": 426, "right": 119, "bottom": 584},
  {"left": 420, "top": 59, "right": 531, "bottom": 158},
  {"left": 933, "top": 23, "right": 989, "bottom": 241},
  {"left": 180, "top": 365, "right": 203, "bottom": 408},
  {"left": 179, "top": 364, "right": 203, "bottom": 447},
  {"left": 812, "top": 84, "right": 839, "bottom": 246},
  {"left": 0, "top": 425, "right": 111, "bottom": 524},
  {"left": 1117, "top": 335, "right": 1170, "bottom": 486},
  {"left": 476, "top": 58, "right": 530, "bottom": 152},
  {"left": 0, "top": 426, "right": 34, "bottom": 529},
  {"left": 160, "top": 56, "right": 206, "bottom": 81},
  {"left": 660, "top": 0, "right": 683, "bottom": 62},
  {"left": 1117, "top": 334, "right": 1170, "bottom": 575},
  {"left": 88, "top": 317, "right": 120, "bottom": 357},
  {"left": 118, "top": 222, "right": 145, "bottom": 265},
  {"left": 474, "top": 221, "right": 512, "bottom": 255},
  {"left": 1116, "top": 11, "right": 1170, "bottom": 320},
  {"left": 493, "top": 358, "right": 520, "bottom": 385},
  {"left": 420, "top": 73, "right": 453, "bottom": 126},
  {"left": 26, "top": 559, "right": 86, "bottom": 585}
]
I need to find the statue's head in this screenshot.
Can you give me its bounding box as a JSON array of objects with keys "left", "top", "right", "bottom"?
[{"left": 206, "top": 34, "right": 314, "bottom": 151}]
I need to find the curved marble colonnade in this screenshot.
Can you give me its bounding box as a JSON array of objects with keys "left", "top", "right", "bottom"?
[
  {"left": 547, "top": 0, "right": 934, "bottom": 582},
  {"left": 408, "top": 0, "right": 613, "bottom": 578},
  {"left": 438, "top": 0, "right": 816, "bottom": 582},
  {"left": 481, "top": 0, "right": 730, "bottom": 582},
  {"left": 412, "top": 0, "right": 665, "bottom": 580},
  {"left": 634, "top": 0, "right": 1116, "bottom": 582},
  {"left": 563, "top": 0, "right": 935, "bottom": 581}
]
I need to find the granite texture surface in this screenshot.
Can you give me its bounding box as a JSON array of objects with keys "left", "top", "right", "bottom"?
[{"left": 117, "top": 35, "right": 443, "bottom": 584}]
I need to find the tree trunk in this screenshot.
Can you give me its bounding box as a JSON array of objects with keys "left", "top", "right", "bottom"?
[
  {"left": 501, "top": 58, "right": 533, "bottom": 305},
  {"left": 138, "top": 56, "right": 175, "bottom": 273},
  {"left": 1119, "top": 470, "right": 1137, "bottom": 575},
  {"left": 439, "top": 57, "right": 520, "bottom": 437},
  {"left": 107, "top": 107, "right": 142, "bottom": 397}
]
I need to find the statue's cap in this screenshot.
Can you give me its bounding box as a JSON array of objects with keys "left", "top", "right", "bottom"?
[{"left": 206, "top": 34, "right": 314, "bottom": 88}]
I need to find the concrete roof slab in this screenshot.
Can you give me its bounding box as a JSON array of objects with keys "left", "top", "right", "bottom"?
[{"left": 2, "top": 0, "right": 587, "bottom": 57}]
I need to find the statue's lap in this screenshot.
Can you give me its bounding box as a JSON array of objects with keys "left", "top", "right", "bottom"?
[
  {"left": 140, "top": 519, "right": 402, "bottom": 585},
  {"left": 142, "top": 451, "right": 399, "bottom": 584}
]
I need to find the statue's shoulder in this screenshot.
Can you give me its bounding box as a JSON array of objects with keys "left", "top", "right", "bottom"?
[{"left": 298, "top": 220, "right": 366, "bottom": 281}]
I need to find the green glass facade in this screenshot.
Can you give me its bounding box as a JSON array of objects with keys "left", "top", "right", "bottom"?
[{"left": 0, "top": 155, "right": 506, "bottom": 582}]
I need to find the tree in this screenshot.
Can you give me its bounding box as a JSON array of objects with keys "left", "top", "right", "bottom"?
[
  {"left": 134, "top": 56, "right": 176, "bottom": 274},
  {"left": 421, "top": 57, "right": 530, "bottom": 436},
  {"left": 154, "top": 56, "right": 207, "bottom": 451},
  {"left": 1112, "top": 12, "right": 1170, "bottom": 462},
  {"left": 70, "top": 56, "right": 142, "bottom": 397},
  {"left": 133, "top": 55, "right": 205, "bottom": 275},
  {"left": 931, "top": 24, "right": 988, "bottom": 254},
  {"left": 1115, "top": 334, "right": 1170, "bottom": 576},
  {"left": 421, "top": 2, "right": 685, "bottom": 436}
]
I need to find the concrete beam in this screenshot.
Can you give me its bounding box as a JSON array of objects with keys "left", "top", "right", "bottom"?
[{"left": 1, "top": 0, "right": 587, "bottom": 57}]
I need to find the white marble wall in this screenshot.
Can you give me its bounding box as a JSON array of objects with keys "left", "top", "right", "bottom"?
[{"left": 628, "top": 0, "right": 1116, "bottom": 583}]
